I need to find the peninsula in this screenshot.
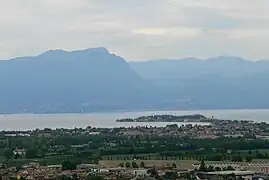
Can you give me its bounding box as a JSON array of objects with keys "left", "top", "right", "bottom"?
[{"left": 116, "top": 114, "right": 213, "bottom": 122}]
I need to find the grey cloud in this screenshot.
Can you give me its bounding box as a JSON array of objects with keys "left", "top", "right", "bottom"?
[
  {"left": 0, "top": 0, "right": 269, "bottom": 60},
  {"left": 182, "top": 7, "right": 242, "bottom": 30}
]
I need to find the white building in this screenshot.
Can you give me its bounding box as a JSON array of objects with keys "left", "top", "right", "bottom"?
[{"left": 13, "top": 149, "right": 26, "bottom": 155}]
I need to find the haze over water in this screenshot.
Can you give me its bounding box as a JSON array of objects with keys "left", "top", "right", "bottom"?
[{"left": 1, "top": 109, "right": 269, "bottom": 131}]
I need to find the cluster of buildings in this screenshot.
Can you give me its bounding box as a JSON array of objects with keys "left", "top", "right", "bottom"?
[
  {"left": 118, "top": 120, "right": 269, "bottom": 139},
  {"left": 3, "top": 119, "right": 269, "bottom": 140},
  {"left": 0, "top": 162, "right": 193, "bottom": 180},
  {"left": 193, "top": 162, "right": 269, "bottom": 179},
  {"left": 1, "top": 160, "right": 269, "bottom": 180},
  {"left": 193, "top": 162, "right": 269, "bottom": 173}
]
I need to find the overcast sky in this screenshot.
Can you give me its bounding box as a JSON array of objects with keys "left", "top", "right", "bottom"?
[{"left": 1, "top": 0, "right": 269, "bottom": 61}]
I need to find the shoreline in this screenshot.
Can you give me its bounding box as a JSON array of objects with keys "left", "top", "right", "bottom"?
[
  {"left": 1, "top": 108, "right": 269, "bottom": 116},
  {"left": 0, "top": 109, "right": 268, "bottom": 131}
]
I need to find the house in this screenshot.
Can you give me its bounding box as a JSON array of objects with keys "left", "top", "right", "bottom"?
[
  {"left": 131, "top": 169, "right": 148, "bottom": 177},
  {"left": 47, "top": 165, "right": 62, "bottom": 171},
  {"left": 70, "top": 144, "right": 89, "bottom": 148},
  {"left": 89, "top": 132, "right": 100, "bottom": 135},
  {"left": 13, "top": 149, "right": 26, "bottom": 155},
  {"left": 77, "top": 164, "right": 100, "bottom": 170},
  {"left": 22, "top": 162, "right": 40, "bottom": 169}
]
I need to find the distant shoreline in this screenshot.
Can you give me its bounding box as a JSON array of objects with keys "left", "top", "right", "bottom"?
[
  {"left": 116, "top": 114, "right": 214, "bottom": 123},
  {"left": 0, "top": 109, "right": 268, "bottom": 130},
  {"left": 1, "top": 108, "right": 269, "bottom": 115}
]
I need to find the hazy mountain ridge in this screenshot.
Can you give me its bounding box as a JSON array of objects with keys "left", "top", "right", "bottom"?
[
  {"left": 0, "top": 48, "right": 167, "bottom": 113},
  {"left": 130, "top": 57, "right": 269, "bottom": 109},
  {"left": 1, "top": 48, "right": 269, "bottom": 113},
  {"left": 130, "top": 56, "right": 269, "bottom": 79}
]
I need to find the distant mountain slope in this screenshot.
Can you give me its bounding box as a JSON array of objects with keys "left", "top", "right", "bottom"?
[
  {"left": 2, "top": 50, "right": 269, "bottom": 113},
  {"left": 0, "top": 48, "right": 166, "bottom": 113},
  {"left": 130, "top": 57, "right": 269, "bottom": 109},
  {"left": 130, "top": 56, "right": 269, "bottom": 79}
]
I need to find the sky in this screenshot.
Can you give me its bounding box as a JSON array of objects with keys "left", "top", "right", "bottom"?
[{"left": 0, "top": 0, "right": 269, "bottom": 61}]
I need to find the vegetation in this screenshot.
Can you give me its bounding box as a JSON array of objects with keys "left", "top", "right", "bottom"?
[{"left": 0, "top": 125, "right": 269, "bottom": 167}]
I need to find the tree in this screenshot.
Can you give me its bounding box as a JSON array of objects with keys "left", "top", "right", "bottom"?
[
  {"left": 172, "top": 172, "right": 178, "bottom": 180},
  {"left": 172, "top": 162, "right": 177, "bottom": 169},
  {"left": 148, "top": 168, "right": 158, "bottom": 177},
  {"left": 255, "top": 151, "right": 265, "bottom": 159},
  {"left": 93, "top": 158, "right": 99, "bottom": 164},
  {"left": 140, "top": 161, "right": 145, "bottom": 168},
  {"left": 14, "top": 153, "right": 20, "bottom": 159},
  {"left": 232, "top": 155, "right": 243, "bottom": 162},
  {"left": 132, "top": 162, "right": 138, "bottom": 168},
  {"left": 211, "top": 154, "right": 224, "bottom": 161},
  {"left": 26, "top": 148, "right": 38, "bottom": 159},
  {"left": 41, "top": 158, "right": 47, "bottom": 166},
  {"left": 87, "top": 175, "right": 104, "bottom": 180},
  {"left": 199, "top": 160, "right": 207, "bottom": 172},
  {"left": 226, "top": 165, "right": 235, "bottom": 171},
  {"left": 61, "top": 160, "right": 77, "bottom": 170},
  {"left": 132, "top": 155, "right": 137, "bottom": 160},
  {"left": 125, "top": 162, "right": 130, "bottom": 168},
  {"left": 59, "top": 175, "right": 71, "bottom": 180},
  {"left": 72, "top": 173, "right": 78, "bottom": 180},
  {"left": 207, "top": 165, "right": 214, "bottom": 172},
  {"left": 246, "top": 156, "right": 252, "bottom": 162},
  {"left": 0, "top": 164, "right": 6, "bottom": 169},
  {"left": 4, "top": 149, "right": 13, "bottom": 159}
]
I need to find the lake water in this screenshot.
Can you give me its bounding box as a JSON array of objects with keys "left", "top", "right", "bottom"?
[{"left": 1, "top": 109, "right": 269, "bottom": 130}]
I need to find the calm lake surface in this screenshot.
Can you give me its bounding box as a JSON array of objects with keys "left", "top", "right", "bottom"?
[{"left": 1, "top": 109, "right": 269, "bottom": 130}]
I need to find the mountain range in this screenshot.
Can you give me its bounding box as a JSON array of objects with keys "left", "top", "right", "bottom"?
[
  {"left": 1, "top": 47, "right": 269, "bottom": 113},
  {"left": 130, "top": 57, "right": 269, "bottom": 109}
]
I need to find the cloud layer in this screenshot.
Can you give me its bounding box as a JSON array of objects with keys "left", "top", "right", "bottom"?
[{"left": 0, "top": 0, "right": 269, "bottom": 60}]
